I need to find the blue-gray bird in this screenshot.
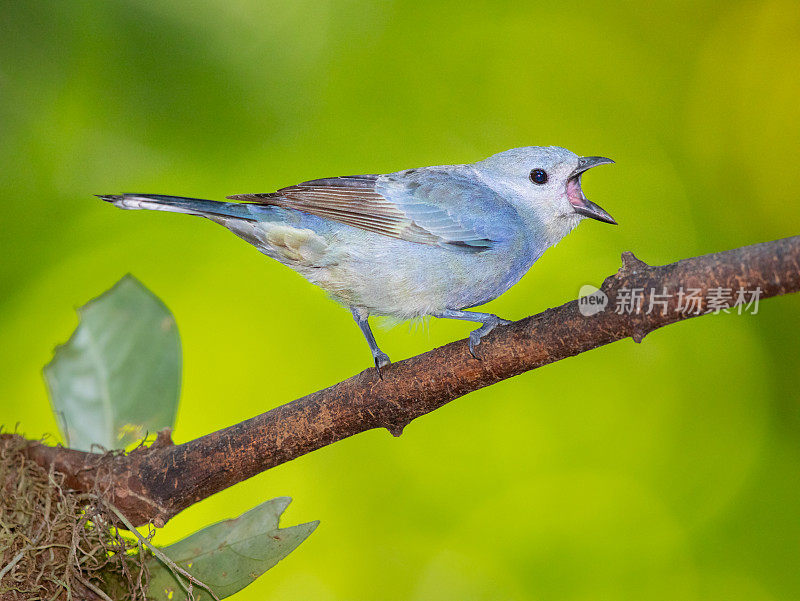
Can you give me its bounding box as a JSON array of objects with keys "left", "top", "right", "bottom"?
[{"left": 99, "top": 146, "right": 615, "bottom": 371}]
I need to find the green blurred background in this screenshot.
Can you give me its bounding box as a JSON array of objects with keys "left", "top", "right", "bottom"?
[{"left": 2, "top": 1, "right": 800, "bottom": 599}]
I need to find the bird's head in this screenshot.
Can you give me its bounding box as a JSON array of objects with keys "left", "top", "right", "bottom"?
[{"left": 474, "top": 146, "right": 616, "bottom": 244}]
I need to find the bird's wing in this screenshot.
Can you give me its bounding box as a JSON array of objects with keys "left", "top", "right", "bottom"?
[{"left": 227, "top": 170, "right": 517, "bottom": 252}]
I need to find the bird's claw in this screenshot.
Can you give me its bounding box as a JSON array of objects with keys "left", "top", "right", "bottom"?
[
  {"left": 468, "top": 333, "right": 483, "bottom": 360},
  {"left": 468, "top": 317, "right": 512, "bottom": 360},
  {"left": 374, "top": 351, "right": 391, "bottom": 378}
]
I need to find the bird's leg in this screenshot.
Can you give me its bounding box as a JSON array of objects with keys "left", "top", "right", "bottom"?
[
  {"left": 432, "top": 309, "right": 513, "bottom": 359},
  {"left": 350, "top": 306, "right": 391, "bottom": 374}
]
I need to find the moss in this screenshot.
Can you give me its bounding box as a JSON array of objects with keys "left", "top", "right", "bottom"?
[{"left": 0, "top": 436, "right": 149, "bottom": 600}]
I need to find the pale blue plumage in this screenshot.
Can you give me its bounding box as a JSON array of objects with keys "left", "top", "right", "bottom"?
[{"left": 99, "top": 146, "right": 615, "bottom": 370}]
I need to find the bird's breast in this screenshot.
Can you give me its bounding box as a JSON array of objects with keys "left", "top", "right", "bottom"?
[{"left": 328, "top": 231, "right": 536, "bottom": 318}]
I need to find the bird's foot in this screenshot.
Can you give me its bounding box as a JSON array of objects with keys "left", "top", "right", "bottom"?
[
  {"left": 468, "top": 317, "right": 512, "bottom": 360},
  {"left": 373, "top": 350, "right": 391, "bottom": 378}
]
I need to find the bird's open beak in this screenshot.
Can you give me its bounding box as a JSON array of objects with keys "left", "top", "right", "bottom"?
[{"left": 567, "top": 156, "right": 617, "bottom": 225}]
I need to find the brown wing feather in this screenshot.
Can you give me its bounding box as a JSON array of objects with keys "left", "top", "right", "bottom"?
[{"left": 227, "top": 177, "right": 441, "bottom": 245}]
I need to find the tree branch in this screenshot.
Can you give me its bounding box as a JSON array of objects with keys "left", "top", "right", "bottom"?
[{"left": 4, "top": 235, "right": 799, "bottom": 527}]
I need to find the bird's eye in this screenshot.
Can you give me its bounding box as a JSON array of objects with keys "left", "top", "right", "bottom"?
[{"left": 529, "top": 168, "right": 548, "bottom": 185}]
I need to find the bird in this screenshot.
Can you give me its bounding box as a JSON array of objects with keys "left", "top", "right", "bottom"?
[{"left": 98, "top": 146, "right": 615, "bottom": 372}]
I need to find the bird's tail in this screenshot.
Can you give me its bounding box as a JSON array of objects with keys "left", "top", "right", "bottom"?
[{"left": 97, "top": 194, "right": 257, "bottom": 221}]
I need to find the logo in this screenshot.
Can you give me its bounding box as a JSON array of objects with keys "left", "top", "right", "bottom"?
[{"left": 578, "top": 284, "right": 608, "bottom": 316}]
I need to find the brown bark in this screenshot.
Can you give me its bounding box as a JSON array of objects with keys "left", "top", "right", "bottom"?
[{"left": 3, "top": 235, "right": 799, "bottom": 527}]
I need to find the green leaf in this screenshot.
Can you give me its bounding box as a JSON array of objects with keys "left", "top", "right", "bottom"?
[
  {"left": 147, "top": 497, "right": 318, "bottom": 600},
  {"left": 43, "top": 275, "right": 181, "bottom": 451}
]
